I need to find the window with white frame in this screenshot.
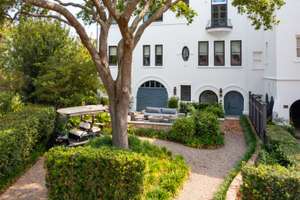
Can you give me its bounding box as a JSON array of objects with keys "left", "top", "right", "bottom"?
[
  {"left": 155, "top": 45, "right": 163, "bottom": 66},
  {"left": 143, "top": 45, "right": 150, "bottom": 66},
  {"left": 297, "top": 36, "right": 300, "bottom": 58}
]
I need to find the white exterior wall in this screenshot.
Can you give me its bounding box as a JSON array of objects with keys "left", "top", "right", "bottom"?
[
  {"left": 262, "top": 0, "right": 300, "bottom": 122},
  {"left": 107, "top": 0, "right": 300, "bottom": 121}
]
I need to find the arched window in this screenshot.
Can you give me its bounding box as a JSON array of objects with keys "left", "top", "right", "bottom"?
[
  {"left": 140, "top": 81, "right": 165, "bottom": 88},
  {"left": 199, "top": 90, "right": 218, "bottom": 104}
]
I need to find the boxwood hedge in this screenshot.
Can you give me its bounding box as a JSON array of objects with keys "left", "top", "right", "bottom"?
[
  {"left": 241, "top": 164, "right": 300, "bottom": 200},
  {"left": 0, "top": 105, "right": 55, "bottom": 191},
  {"left": 45, "top": 136, "right": 189, "bottom": 200},
  {"left": 241, "top": 124, "right": 300, "bottom": 199}
]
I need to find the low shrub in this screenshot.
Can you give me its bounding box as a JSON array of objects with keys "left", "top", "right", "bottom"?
[
  {"left": 169, "top": 117, "right": 195, "bottom": 142},
  {"left": 0, "top": 105, "right": 56, "bottom": 191},
  {"left": 134, "top": 111, "right": 224, "bottom": 148},
  {"left": 264, "top": 125, "right": 300, "bottom": 169},
  {"left": 240, "top": 123, "right": 300, "bottom": 200},
  {"left": 45, "top": 136, "right": 189, "bottom": 200},
  {"left": 178, "top": 102, "right": 224, "bottom": 118},
  {"left": 213, "top": 116, "right": 257, "bottom": 200},
  {"left": 168, "top": 97, "right": 179, "bottom": 109},
  {"left": 0, "top": 91, "right": 23, "bottom": 116},
  {"left": 241, "top": 164, "right": 300, "bottom": 200},
  {"left": 193, "top": 111, "right": 224, "bottom": 146}
]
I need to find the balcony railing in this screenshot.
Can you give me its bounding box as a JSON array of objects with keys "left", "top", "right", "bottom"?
[{"left": 206, "top": 19, "right": 233, "bottom": 31}]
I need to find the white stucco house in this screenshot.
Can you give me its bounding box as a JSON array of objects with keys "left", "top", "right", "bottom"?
[{"left": 106, "top": 0, "right": 300, "bottom": 127}]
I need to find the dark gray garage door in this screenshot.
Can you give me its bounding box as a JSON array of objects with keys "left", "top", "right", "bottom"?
[
  {"left": 137, "top": 81, "right": 168, "bottom": 111},
  {"left": 224, "top": 91, "right": 244, "bottom": 116}
]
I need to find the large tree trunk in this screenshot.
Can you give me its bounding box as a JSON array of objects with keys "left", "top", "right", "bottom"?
[
  {"left": 109, "top": 94, "right": 130, "bottom": 149},
  {"left": 108, "top": 39, "right": 133, "bottom": 149}
]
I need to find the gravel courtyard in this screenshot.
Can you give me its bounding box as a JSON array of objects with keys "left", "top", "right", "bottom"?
[
  {"left": 143, "top": 120, "right": 246, "bottom": 200},
  {"left": 0, "top": 120, "right": 246, "bottom": 200}
]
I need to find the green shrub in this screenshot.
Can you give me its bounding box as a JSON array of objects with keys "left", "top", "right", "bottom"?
[
  {"left": 202, "top": 104, "right": 225, "bottom": 118},
  {"left": 0, "top": 105, "right": 55, "bottom": 191},
  {"left": 99, "top": 96, "right": 109, "bottom": 105},
  {"left": 133, "top": 111, "right": 224, "bottom": 148},
  {"left": 264, "top": 125, "right": 300, "bottom": 169},
  {"left": 193, "top": 111, "right": 224, "bottom": 146},
  {"left": 241, "top": 164, "right": 300, "bottom": 200},
  {"left": 0, "top": 91, "right": 23, "bottom": 116},
  {"left": 179, "top": 102, "right": 189, "bottom": 114},
  {"left": 168, "top": 97, "right": 179, "bottom": 109},
  {"left": 45, "top": 136, "right": 189, "bottom": 200},
  {"left": 178, "top": 102, "right": 224, "bottom": 118},
  {"left": 169, "top": 117, "right": 195, "bottom": 142}
]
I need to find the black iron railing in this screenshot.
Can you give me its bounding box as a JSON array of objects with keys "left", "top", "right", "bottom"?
[
  {"left": 206, "top": 18, "right": 233, "bottom": 29},
  {"left": 249, "top": 92, "right": 267, "bottom": 143}
]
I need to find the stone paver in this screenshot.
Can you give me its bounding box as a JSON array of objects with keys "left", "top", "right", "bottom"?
[
  {"left": 0, "top": 120, "right": 246, "bottom": 200},
  {"left": 0, "top": 158, "right": 47, "bottom": 200}
]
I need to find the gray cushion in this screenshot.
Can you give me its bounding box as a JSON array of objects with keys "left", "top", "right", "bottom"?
[
  {"left": 145, "top": 107, "right": 161, "bottom": 113},
  {"left": 161, "top": 108, "right": 177, "bottom": 115}
]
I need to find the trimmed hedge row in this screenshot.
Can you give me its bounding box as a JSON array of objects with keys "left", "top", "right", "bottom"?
[
  {"left": 241, "top": 123, "right": 300, "bottom": 199},
  {"left": 45, "top": 136, "right": 189, "bottom": 200},
  {"left": 241, "top": 164, "right": 300, "bottom": 200},
  {"left": 133, "top": 111, "right": 224, "bottom": 148},
  {"left": 0, "top": 105, "right": 55, "bottom": 191},
  {"left": 264, "top": 125, "right": 300, "bottom": 170}
]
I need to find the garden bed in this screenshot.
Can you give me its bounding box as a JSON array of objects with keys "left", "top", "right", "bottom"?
[
  {"left": 45, "top": 136, "right": 189, "bottom": 200},
  {"left": 240, "top": 123, "right": 300, "bottom": 200},
  {"left": 0, "top": 105, "right": 55, "bottom": 193}
]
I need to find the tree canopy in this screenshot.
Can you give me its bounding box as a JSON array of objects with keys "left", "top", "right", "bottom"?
[{"left": 0, "top": 20, "right": 102, "bottom": 107}]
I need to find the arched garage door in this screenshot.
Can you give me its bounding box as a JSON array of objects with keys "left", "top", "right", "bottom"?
[
  {"left": 224, "top": 91, "right": 244, "bottom": 116},
  {"left": 136, "top": 80, "right": 168, "bottom": 111}
]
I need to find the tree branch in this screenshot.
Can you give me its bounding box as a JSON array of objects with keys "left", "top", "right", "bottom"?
[
  {"left": 133, "top": 0, "right": 181, "bottom": 47},
  {"left": 21, "top": 11, "right": 70, "bottom": 25}
]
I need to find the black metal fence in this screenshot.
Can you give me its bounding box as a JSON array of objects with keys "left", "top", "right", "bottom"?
[{"left": 249, "top": 92, "right": 267, "bottom": 143}]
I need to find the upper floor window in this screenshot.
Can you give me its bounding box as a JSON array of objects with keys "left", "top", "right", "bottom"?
[
  {"left": 297, "top": 36, "right": 300, "bottom": 58},
  {"left": 214, "top": 41, "right": 225, "bottom": 66},
  {"left": 155, "top": 45, "right": 163, "bottom": 66},
  {"left": 109, "top": 46, "right": 117, "bottom": 66},
  {"left": 231, "top": 41, "right": 242, "bottom": 66},
  {"left": 211, "top": 0, "right": 228, "bottom": 27},
  {"left": 198, "top": 41, "right": 209, "bottom": 66},
  {"left": 143, "top": 45, "right": 150, "bottom": 66}
]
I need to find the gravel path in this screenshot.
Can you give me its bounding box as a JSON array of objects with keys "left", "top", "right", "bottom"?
[
  {"left": 0, "top": 158, "right": 47, "bottom": 200},
  {"left": 142, "top": 120, "right": 246, "bottom": 200},
  {"left": 0, "top": 120, "right": 246, "bottom": 200}
]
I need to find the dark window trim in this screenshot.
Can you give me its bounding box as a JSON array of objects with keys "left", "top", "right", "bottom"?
[
  {"left": 109, "top": 45, "right": 117, "bottom": 66},
  {"left": 155, "top": 44, "right": 163, "bottom": 66},
  {"left": 180, "top": 85, "right": 191, "bottom": 102},
  {"left": 211, "top": 1, "right": 228, "bottom": 28},
  {"left": 231, "top": 40, "right": 242, "bottom": 66},
  {"left": 143, "top": 45, "right": 151, "bottom": 66},
  {"left": 198, "top": 41, "right": 209, "bottom": 66},
  {"left": 214, "top": 41, "right": 225, "bottom": 66}
]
